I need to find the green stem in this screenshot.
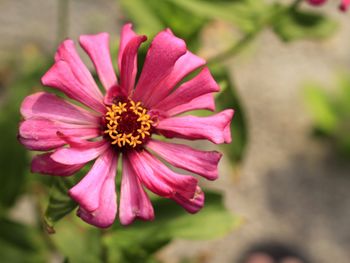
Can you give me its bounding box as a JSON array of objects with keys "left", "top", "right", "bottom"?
[
  {"left": 57, "top": 0, "right": 69, "bottom": 43},
  {"left": 207, "top": 29, "right": 261, "bottom": 66}
]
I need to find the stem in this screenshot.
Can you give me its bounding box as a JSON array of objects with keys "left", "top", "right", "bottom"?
[
  {"left": 290, "top": 0, "right": 303, "bottom": 10},
  {"left": 207, "top": 29, "right": 260, "bottom": 66},
  {"left": 57, "top": 0, "right": 69, "bottom": 43}
]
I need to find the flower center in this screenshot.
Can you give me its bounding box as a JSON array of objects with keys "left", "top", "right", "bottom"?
[{"left": 103, "top": 99, "right": 153, "bottom": 149}]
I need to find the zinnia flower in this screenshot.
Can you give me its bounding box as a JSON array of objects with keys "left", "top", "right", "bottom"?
[
  {"left": 307, "top": 0, "right": 350, "bottom": 11},
  {"left": 18, "top": 24, "right": 234, "bottom": 228}
]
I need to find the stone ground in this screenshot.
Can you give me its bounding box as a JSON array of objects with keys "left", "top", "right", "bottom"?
[{"left": 1, "top": 1, "right": 349, "bottom": 263}]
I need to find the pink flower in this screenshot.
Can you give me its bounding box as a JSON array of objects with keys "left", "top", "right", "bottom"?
[
  {"left": 307, "top": 0, "right": 350, "bottom": 11},
  {"left": 18, "top": 24, "right": 234, "bottom": 228}
]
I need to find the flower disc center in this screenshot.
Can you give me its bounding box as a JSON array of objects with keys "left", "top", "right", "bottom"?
[{"left": 104, "top": 99, "right": 153, "bottom": 148}]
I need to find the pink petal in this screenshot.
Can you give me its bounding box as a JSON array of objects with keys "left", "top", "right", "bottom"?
[
  {"left": 153, "top": 67, "right": 219, "bottom": 113},
  {"left": 118, "top": 24, "right": 147, "bottom": 96},
  {"left": 119, "top": 155, "right": 154, "bottom": 225},
  {"left": 166, "top": 93, "right": 215, "bottom": 116},
  {"left": 132, "top": 30, "right": 187, "bottom": 104},
  {"left": 54, "top": 39, "right": 103, "bottom": 100},
  {"left": 79, "top": 33, "right": 117, "bottom": 90},
  {"left": 41, "top": 60, "right": 105, "bottom": 113},
  {"left": 146, "top": 51, "right": 206, "bottom": 107},
  {"left": 128, "top": 150, "right": 198, "bottom": 199},
  {"left": 31, "top": 153, "right": 84, "bottom": 176},
  {"left": 18, "top": 119, "right": 100, "bottom": 151},
  {"left": 340, "top": 0, "right": 350, "bottom": 11},
  {"left": 307, "top": 0, "right": 327, "bottom": 5},
  {"left": 69, "top": 150, "right": 117, "bottom": 213},
  {"left": 51, "top": 141, "right": 109, "bottom": 165},
  {"left": 20, "top": 92, "right": 99, "bottom": 125},
  {"left": 146, "top": 139, "right": 222, "bottom": 180},
  {"left": 172, "top": 186, "right": 205, "bottom": 214},
  {"left": 77, "top": 169, "right": 117, "bottom": 228},
  {"left": 156, "top": 109, "right": 234, "bottom": 144}
]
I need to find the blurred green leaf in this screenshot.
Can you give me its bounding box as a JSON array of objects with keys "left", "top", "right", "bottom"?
[
  {"left": 211, "top": 66, "right": 247, "bottom": 163},
  {"left": 119, "top": 0, "right": 163, "bottom": 36},
  {"left": 272, "top": 5, "right": 337, "bottom": 42},
  {"left": 44, "top": 177, "right": 78, "bottom": 233},
  {"left": 0, "top": 217, "right": 48, "bottom": 263},
  {"left": 166, "top": 0, "right": 270, "bottom": 33},
  {"left": 104, "top": 191, "right": 240, "bottom": 263},
  {"left": 304, "top": 83, "right": 338, "bottom": 134},
  {"left": 50, "top": 218, "right": 103, "bottom": 263},
  {"left": 304, "top": 74, "right": 350, "bottom": 157}
]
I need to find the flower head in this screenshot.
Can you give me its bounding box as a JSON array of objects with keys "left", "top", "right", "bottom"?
[
  {"left": 307, "top": 0, "right": 350, "bottom": 11},
  {"left": 18, "top": 24, "right": 234, "bottom": 228}
]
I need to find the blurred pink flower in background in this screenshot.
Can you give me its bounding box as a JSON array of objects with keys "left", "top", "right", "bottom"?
[
  {"left": 307, "top": 0, "right": 350, "bottom": 11},
  {"left": 18, "top": 24, "right": 234, "bottom": 228}
]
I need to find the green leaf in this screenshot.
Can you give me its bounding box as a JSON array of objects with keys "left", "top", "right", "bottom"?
[
  {"left": 0, "top": 217, "right": 48, "bottom": 263},
  {"left": 211, "top": 66, "right": 248, "bottom": 163},
  {"left": 44, "top": 165, "right": 92, "bottom": 231},
  {"left": 272, "top": 6, "right": 338, "bottom": 42},
  {"left": 303, "top": 83, "right": 339, "bottom": 134},
  {"left": 166, "top": 0, "right": 270, "bottom": 33},
  {"left": 104, "top": 191, "right": 240, "bottom": 263},
  {"left": 44, "top": 177, "right": 78, "bottom": 233},
  {"left": 50, "top": 218, "right": 103, "bottom": 263},
  {"left": 119, "top": 0, "right": 163, "bottom": 36}
]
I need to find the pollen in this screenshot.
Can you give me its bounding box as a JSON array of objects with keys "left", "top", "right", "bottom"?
[{"left": 104, "top": 99, "right": 153, "bottom": 149}]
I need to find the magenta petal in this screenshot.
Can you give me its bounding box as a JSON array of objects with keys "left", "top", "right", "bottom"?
[
  {"left": 118, "top": 24, "right": 147, "bottom": 96},
  {"left": 21, "top": 92, "right": 99, "bottom": 125},
  {"left": 154, "top": 67, "right": 219, "bottom": 113},
  {"left": 147, "top": 139, "right": 222, "bottom": 180},
  {"left": 157, "top": 109, "right": 234, "bottom": 144},
  {"left": 146, "top": 51, "right": 206, "bottom": 107},
  {"left": 128, "top": 150, "right": 198, "bottom": 199},
  {"left": 54, "top": 39, "right": 103, "bottom": 100},
  {"left": 51, "top": 141, "right": 109, "bottom": 165},
  {"left": 18, "top": 119, "right": 100, "bottom": 151},
  {"left": 119, "top": 155, "right": 154, "bottom": 225},
  {"left": 80, "top": 33, "right": 117, "bottom": 90},
  {"left": 31, "top": 153, "right": 84, "bottom": 176},
  {"left": 69, "top": 150, "right": 117, "bottom": 213},
  {"left": 167, "top": 93, "right": 216, "bottom": 116},
  {"left": 77, "top": 169, "right": 117, "bottom": 228},
  {"left": 307, "top": 0, "right": 327, "bottom": 5},
  {"left": 132, "top": 30, "right": 187, "bottom": 104},
  {"left": 41, "top": 60, "right": 105, "bottom": 113},
  {"left": 172, "top": 186, "right": 205, "bottom": 214},
  {"left": 340, "top": 0, "right": 350, "bottom": 11},
  {"left": 120, "top": 35, "right": 147, "bottom": 97}
]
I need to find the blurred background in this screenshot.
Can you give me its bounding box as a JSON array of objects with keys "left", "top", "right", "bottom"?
[{"left": 0, "top": 0, "right": 350, "bottom": 262}]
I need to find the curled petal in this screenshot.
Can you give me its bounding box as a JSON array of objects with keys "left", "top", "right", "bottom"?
[
  {"left": 54, "top": 39, "right": 103, "bottom": 100},
  {"left": 77, "top": 170, "right": 117, "bottom": 228},
  {"left": 51, "top": 141, "right": 110, "bottom": 165},
  {"left": 41, "top": 60, "right": 105, "bottom": 113},
  {"left": 166, "top": 93, "right": 215, "bottom": 116},
  {"left": 128, "top": 150, "right": 198, "bottom": 199},
  {"left": 340, "top": 0, "right": 350, "bottom": 11},
  {"left": 147, "top": 139, "right": 222, "bottom": 180},
  {"left": 80, "top": 33, "right": 117, "bottom": 90},
  {"left": 119, "top": 155, "right": 154, "bottom": 225},
  {"left": 18, "top": 119, "right": 100, "bottom": 151},
  {"left": 157, "top": 109, "right": 234, "bottom": 144},
  {"left": 133, "top": 29, "right": 187, "bottom": 104},
  {"left": 20, "top": 92, "right": 99, "bottom": 125},
  {"left": 69, "top": 150, "right": 117, "bottom": 213},
  {"left": 154, "top": 67, "right": 219, "bottom": 113},
  {"left": 307, "top": 0, "right": 327, "bottom": 5},
  {"left": 172, "top": 186, "right": 205, "bottom": 214},
  {"left": 31, "top": 153, "right": 84, "bottom": 176},
  {"left": 146, "top": 50, "right": 206, "bottom": 107},
  {"left": 118, "top": 24, "right": 147, "bottom": 96}
]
